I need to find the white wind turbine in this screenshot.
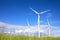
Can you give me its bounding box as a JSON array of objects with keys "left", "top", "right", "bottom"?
[
  {"left": 27, "top": 19, "right": 34, "bottom": 37},
  {"left": 26, "top": 19, "right": 30, "bottom": 36},
  {"left": 30, "top": 8, "right": 50, "bottom": 37},
  {"left": 47, "top": 19, "right": 51, "bottom": 37}
]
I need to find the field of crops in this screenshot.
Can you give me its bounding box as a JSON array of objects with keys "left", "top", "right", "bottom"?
[{"left": 0, "top": 35, "right": 60, "bottom": 40}]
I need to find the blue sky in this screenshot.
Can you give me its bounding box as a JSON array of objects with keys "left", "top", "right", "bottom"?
[
  {"left": 0, "top": 0, "right": 60, "bottom": 26},
  {"left": 0, "top": 0, "right": 60, "bottom": 37}
]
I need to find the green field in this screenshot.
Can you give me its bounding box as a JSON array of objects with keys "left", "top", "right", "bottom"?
[{"left": 0, "top": 35, "right": 60, "bottom": 40}]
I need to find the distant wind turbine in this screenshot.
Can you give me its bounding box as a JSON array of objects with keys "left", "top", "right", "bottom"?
[
  {"left": 26, "top": 19, "right": 31, "bottom": 36},
  {"left": 47, "top": 19, "right": 51, "bottom": 37},
  {"left": 27, "top": 19, "right": 34, "bottom": 37},
  {"left": 30, "top": 8, "right": 50, "bottom": 37}
]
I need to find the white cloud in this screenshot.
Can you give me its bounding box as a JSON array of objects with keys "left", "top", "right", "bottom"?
[
  {"left": 16, "top": 30, "right": 23, "bottom": 33},
  {"left": 0, "top": 21, "right": 60, "bottom": 37}
]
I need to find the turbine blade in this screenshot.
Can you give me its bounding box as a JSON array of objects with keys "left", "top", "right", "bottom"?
[
  {"left": 40, "top": 10, "right": 50, "bottom": 14},
  {"left": 47, "top": 19, "right": 50, "bottom": 27},
  {"left": 27, "top": 19, "right": 30, "bottom": 26},
  {"left": 30, "top": 8, "right": 39, "bottom": 14}
]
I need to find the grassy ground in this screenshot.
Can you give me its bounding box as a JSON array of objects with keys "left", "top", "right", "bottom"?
[{"left": 0, "top": 35, "right": 60, "bottom": 40}]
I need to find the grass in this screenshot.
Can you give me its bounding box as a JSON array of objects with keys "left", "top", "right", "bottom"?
[{"left": 0, "top": 35, "right": 60, "bottom": 40}]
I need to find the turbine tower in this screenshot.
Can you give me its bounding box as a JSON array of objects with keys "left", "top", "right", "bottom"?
[
  {"left": 30, "top": 8, "right": 50, "bottom": 37},
  {"left": 47, "top": 19, "right": 50, "bottom": 37}
]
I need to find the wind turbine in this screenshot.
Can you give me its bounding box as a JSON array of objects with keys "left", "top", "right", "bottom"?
[
  {"left": 26, "top": 19, "right": 30, "bottom": 36},
  {"left": 30, "top": 8, "right": 50, "bottom": 37},
  {"left": 27, "top": 19, "right": 35, "bottom": 37},
  {"left": 47, "top": 19, "right": 51, "bottom": 37}
]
